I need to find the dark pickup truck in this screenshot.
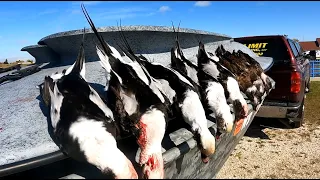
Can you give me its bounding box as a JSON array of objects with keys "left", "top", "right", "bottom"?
[{"left": 234, "top": 35, "right": 311, "bottom": 128}]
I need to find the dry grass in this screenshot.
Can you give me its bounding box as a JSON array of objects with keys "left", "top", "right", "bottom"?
[
  {"left": 304, "top": 81, "right": 320, "bottom": 126},
  {"left": 0, "top": 64, "right": 14, "bottom": 68},
  {"left": 0, "top": 62, "right": 32, "bottom": 69}
]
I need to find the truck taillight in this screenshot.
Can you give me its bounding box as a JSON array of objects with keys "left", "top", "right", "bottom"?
[{"left": 291, "top": 71, "right": 301, "bottom": 93}]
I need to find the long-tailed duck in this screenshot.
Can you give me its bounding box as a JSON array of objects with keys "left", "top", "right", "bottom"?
[
  {"left": 169, "top": 27, "right": 234, "bottom": 135},
  {"left": 115, "top": 26, "right": 216, "bottom": 164},
  {"left": 82, "top": 5, "right": 170, "bottom": 178},
  {"left": 197, "top": 42, "right": 248, "bottom": 123},
  {"left": 41, "top": 29, "right": 138, "bottom": 179}
]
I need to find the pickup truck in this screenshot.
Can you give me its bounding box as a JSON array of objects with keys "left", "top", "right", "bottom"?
[
  {"left": 0, "top": 27, "right": 275, "bottom": 178},
  {"left": 234, "top": 35, "right": 310, "bottom": 128}
]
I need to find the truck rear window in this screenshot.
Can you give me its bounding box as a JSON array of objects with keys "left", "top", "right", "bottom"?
[{"left": 234, "top": 37, "right": 290, "bottom": 64}]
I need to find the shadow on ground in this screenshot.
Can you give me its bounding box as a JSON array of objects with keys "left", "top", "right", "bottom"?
[{"left": 244, "top": 117, "right": 295, "bottom": 139}]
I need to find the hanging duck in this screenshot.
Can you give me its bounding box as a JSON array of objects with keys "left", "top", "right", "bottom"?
[{"left": 41, "top": 29, "right": 138, "bottom": 179}]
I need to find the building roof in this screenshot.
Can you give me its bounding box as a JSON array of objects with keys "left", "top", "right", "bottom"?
[{"left": 299, "top": 40, "right": 320, "bottom": 51}]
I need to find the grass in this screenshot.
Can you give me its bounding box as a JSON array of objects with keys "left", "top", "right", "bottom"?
[
  {"left": 0, "top": 62, "right": 33, "bottom": 69},
  {"left": 0, "top": 64, "right": 14, "bottom": 68},
  {"left": 304, "top": 81, "right": 320, "bottom": 126}
]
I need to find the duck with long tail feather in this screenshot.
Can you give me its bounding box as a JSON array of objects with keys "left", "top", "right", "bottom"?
[
  {"left": 196, "top": 42, "right": 249, "bottom": 125},
  {"left": 40, "top": 28, "right": 138, "bottom": 179},
  {"left": 170, "top": 24, "right": 235, "bottom": 137},
  {"left": 81, "top": 4, "right": 172, "bottom": 179},
  {"left": 116, "top": 23, "right": 216, "bottom": 164}
]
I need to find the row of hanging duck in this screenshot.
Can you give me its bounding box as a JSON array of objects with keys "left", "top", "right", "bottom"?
[{"left": 40, "top": 4, "right": 273, "bottom": 179}]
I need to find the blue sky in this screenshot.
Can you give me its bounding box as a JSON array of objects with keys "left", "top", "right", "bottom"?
[{"left": 0, "top": 1, "right": 319, "bottom": 62}]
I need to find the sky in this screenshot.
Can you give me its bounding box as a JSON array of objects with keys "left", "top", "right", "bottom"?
[{"left": 0, "top": 1, "right": 319, "bottom": 62}]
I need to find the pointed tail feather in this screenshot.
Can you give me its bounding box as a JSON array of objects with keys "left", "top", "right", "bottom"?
[
  {"left": 70, "top": 27, "right": 86, "bottom": 78},
  {"left": 172, "top": 22, "right": 199, "bottom": 70},
  {"left": 96, "top": 45, "right": 123, "bottom": 85},
  {"left": 115, "top": 22, "right": 154, "bottom": 84},
  {"left": 61, "top": 28, "right": 87, "bottom": 79},
  {"left": 81, "top": 4, "right": 113, "bottom": 55}
]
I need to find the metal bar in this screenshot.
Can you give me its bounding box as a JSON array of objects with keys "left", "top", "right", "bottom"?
[{"left": 312, "top": 60, "right": 315, "bottom": 77}]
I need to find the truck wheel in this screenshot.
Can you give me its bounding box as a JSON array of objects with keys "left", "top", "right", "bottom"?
[{"left": 290, "top": 98, "right": 305, "bottom": 128}]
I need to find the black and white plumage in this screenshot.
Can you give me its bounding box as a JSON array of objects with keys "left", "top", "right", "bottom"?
[
  {"left": 41, "top": 29, "right": 138, "bottom": 179},
  {"left": 81, "top": 5, "right": 170, "bottom": 179},
  {"left": 116, "top": 27, "right": 216, "bottom": 164},
  {"left": 213, "top": 45, "right": 272, "bottom": 110},
  {"left": 169, "top": 29, "right": 234, "bottom": 135},
  {"left": 197, "top": 42, "right": 249, "bottom": 123}
]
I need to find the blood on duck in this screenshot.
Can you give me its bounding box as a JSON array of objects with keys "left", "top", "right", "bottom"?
[
  {"left": 116, "top": 25, "right": 216, "bottom": 164},
  {"left": 81, "top": 4, "right": 170, "bottom": 179},
  {"left": 41, "top": 28, "right": 138, "bottom": 179}
]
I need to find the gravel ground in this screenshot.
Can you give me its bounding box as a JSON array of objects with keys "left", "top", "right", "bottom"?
[{"left": 216, "top": 118, "right": 320, "bottom": 179}]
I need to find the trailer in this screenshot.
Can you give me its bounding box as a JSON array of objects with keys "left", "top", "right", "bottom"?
[{"left": 0, "top": 26, "right": 275, "bottom": 179}]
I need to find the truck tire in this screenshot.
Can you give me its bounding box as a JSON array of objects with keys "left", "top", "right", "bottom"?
[{"left": 290, "top": 98, "right": 305, "bottom": 128}]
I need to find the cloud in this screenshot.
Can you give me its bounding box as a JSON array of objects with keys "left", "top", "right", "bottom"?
[
  {"left": 158, "top": 6, "right": 171, "bottom": 13},
  {"left": 194, "top": 1, "right": 211, "bottom": 7},
  {"left": 38, "top": 9, "right": 58, "bottom": 15}
]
